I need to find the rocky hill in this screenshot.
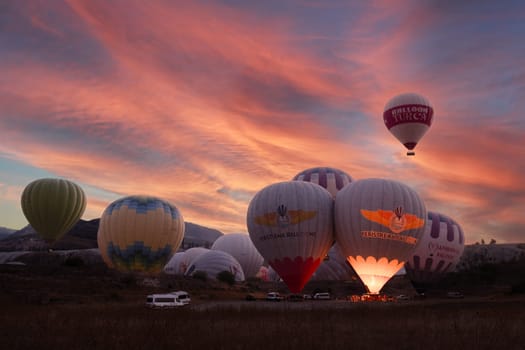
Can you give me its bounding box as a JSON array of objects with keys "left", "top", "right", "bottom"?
[
  {"left": 0, "top": 226, "right": 15, "bottom": 240},
  {"left": 0, "top": 219, "right": 223, "bottom": 252}
]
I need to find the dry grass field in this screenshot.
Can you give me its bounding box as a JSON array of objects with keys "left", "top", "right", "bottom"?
[{"left": 1, "top": 260, "right": 525, "bottom": 350}]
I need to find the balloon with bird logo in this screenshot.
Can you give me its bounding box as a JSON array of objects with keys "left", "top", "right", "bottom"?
[
  {"left": 97, "top": 195, "right": 185, "bottom": 274},
  {"left": 404, "top": 211, "right": 465, "bottom": 294},
  {"left": 334, "top": 178, "right": 427, "bottom": 294},
  {"left": 247, "top": 181, "right": 334, "bottom": 293},
  {"left": 383, "top": 92, "right": 434, "bottom": 156},
  {"left": 20, "top": 178, "right": 86, "bottom": 243}
]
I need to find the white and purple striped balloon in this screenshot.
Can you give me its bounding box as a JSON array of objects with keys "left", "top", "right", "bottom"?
[
  {"left": 405, "top": 211, "right": 465, "bottom": 292},
  {"left": 292, "top": 167, "right": 353, "bottom": 198}
]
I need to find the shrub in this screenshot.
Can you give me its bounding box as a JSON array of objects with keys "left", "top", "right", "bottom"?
[
  {"left": 192, "top": 270, "right": 208, "bottom": 282},
  {"left": 217, "top": 271, "right": 236, "bottom": 286}
]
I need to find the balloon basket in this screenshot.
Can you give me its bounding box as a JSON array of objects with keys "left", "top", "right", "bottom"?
[{"left": 406, "top": 151, "right": 415, "bottom": 156}]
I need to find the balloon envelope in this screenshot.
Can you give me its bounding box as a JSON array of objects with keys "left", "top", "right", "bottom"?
[
  {"left": 405, "top": 211, "right": 465, "bottom": 293},
  {"left": 211, "top": 233, "right": 264, "bottom": 278},
  {"left": 21, "top": 178, "right": 86, "bottom": 242},
  {"left": 312, "top": 243, "right": 356, "bottom": 281},
  {"left": 247, "top": 181, "right": 334, "bottom": 293},
  {"left": 383, "top": 92, "right": 433, "bottom": 154},
  {"left": 97, "top": 195, "right": 185, "bottom": 274},
  {"left": 335, "top": 178, "right": 427, "bottom": 294},
  {"left": 292, "top": 167, "right": 353, "bottom": 198},
  {"left": 185, "top": 250, "right": 245, "bottom": 282}
]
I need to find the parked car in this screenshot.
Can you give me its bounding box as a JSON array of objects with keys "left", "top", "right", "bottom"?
[
  {"left": 396, "top": 294, "right": 410, "bottom": 301},
  {"left": 313, "top": 292, "right": 331, "bottom": 300},
  {"left": 266, "top": 292, "right": 284, "bottom": 301}
]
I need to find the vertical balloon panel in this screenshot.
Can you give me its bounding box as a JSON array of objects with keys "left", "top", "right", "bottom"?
[
  {"left": 292, "top": 167, "right": 353, "bottom": 198},
  {"left": 97, "top": 196, "right": 185, "bottom": 274},
  {"left": 335, "top": 178, "right": 427, "bottom": 294},
  {"left": 247, "top": 181, "right": 334, "bottom": 293}
]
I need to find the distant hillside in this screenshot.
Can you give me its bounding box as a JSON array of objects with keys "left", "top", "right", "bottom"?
[
  {"left": 0, "top": 227, "right": 16, "bottom": 240},
  {"left": 0, "top": 219, "right": 223, "bottom": 251},
  {"left": 458, "top": 243, "right": 525, "bottom": 271},
  {"left": 181, "top": 222, "right": 223, "bottom": 250}
]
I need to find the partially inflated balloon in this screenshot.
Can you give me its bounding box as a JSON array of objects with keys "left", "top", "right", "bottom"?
[
  {"left": 247, "top": 181, "right": 334, "bottom": 293},
  {"left": 292, "top": 167, "right": 353, "bottom": 198},
  {"left": 21, "top": 178, "right": 86, "bottom": 242},
  {"left": 383, "top": 92, "right": 433, "bottom": 156},
  {"left": 97, "top": 195, "right": 185, "bottom": 274},
  {"left": 211, "top": 233, "right": 264, "bottom": 278},
  {"left": 335, "top": 178, "right": 427, "bottom": 294},
  {"left": 405, "top": 211, "right": 465, "bottom": 294}
]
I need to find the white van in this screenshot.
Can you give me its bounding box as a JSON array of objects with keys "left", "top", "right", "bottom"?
[
  {"left": 170, "top": 291, "right": 191, "bottom": 305},
  {"left": 145, "top": 293, "right": 185, "bottom": 308}
]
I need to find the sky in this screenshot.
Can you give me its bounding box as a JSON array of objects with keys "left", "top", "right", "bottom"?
[{"left": 1, "top": 0, "right": 524, "bottom": 244}]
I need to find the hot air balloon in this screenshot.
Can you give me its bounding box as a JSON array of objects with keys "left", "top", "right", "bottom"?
[
  {"left": 185, "top": 250, "right": 245, "bottom": 282},
  {"left": 405, "top": 211, "right": 465, "bottom": 294},
  {"left": 97, "top": 195, "right": 185, "bottom": 274},
  {"left": 163, "top": 247, "right": 209, "bottom": 275},
  {"left": 247, "top": 181, "right": 334, "bottom": 293},
  {"left": 311, "top": 243, "right": 356, "bottom": 281},
  {"left": 292, "top": 167, "right": 353, "bottom": 198},
  {"left": 20, "top": 178, "right": 86, "bottom": 243},
  {"left": 334, "top": 178, "right": 427, "bottom": 294},
  {"left": 383, "top": 92, "right": 434, "bottom": 156},
  {"left": 163, "top": 252, "right": 187, "bottom": 275},
  {"left": 211, "top": 233, "right": 264, "bottom": 278}
]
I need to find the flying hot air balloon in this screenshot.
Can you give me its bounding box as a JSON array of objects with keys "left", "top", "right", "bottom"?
[
  {"left": 20, "top": 178, "right": 86, "bottom": 243},
  {"left": 405, "top": 211, "right": 465, "bottom": 294},
  {"left": 247, "top": 181, "right": 334, "bottom": 293},
  {"left": 97, "top": 195, "right": 185, "bottom": 274},
  {"left": 292, "top": 167, "right": 353, "bottom": 198},
  {"left": 383, "top": 92, "right": 434, "bottom": 156},
  {"left": 334, "top": 178, "right": 427, "bottom": 294}
]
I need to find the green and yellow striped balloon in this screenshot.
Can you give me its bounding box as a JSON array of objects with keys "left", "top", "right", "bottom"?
[{"left": 21, "top": 178, "right": 86, "bottom": 242}]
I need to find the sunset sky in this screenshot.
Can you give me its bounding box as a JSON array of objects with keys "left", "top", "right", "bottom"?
[{"left": 1, "top": 0, "right": 524, "bottom": 244}]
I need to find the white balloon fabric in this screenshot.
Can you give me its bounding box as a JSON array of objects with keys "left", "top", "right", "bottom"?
[
  {"left": 247, "top": 181, "right": 334, "bottom": 293},
  {"left": 163, "top": 247, "right": 210, "bottom": 275},
  {"left": 211, "top": 233, "right": 264, "bottom": 278},
  {"left": 383, "top": 92, "right": 433, "bottom": 155},
  {"left": 405, "top": 211, "right": 465, "bottom": 293},
  {"left": 292, "top": 166, "right": 353, "bottom": 198},
  {"left": 185, "top": 250, "right": 245, "bottom": 282},
  {"left": 335, "top": 178, "right": 427, "bottom": 294},
  {"left": 163, "top": 252, "right": 186, "bottom": 275}
]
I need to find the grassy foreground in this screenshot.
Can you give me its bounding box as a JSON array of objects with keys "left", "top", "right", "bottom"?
[{"left": 2, "top": 299, "right": 524, "bottom": 350}]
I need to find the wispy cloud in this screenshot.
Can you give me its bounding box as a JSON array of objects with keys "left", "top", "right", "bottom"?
[{"left": 1, "top": 0, "right": 524, "bottom": 242}]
